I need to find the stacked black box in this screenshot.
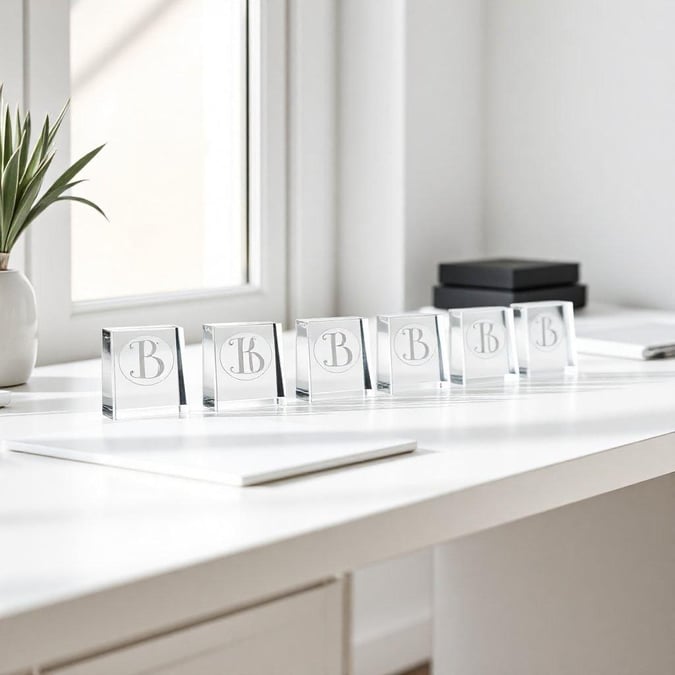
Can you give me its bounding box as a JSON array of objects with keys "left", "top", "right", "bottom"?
[{"left": 433, "top": 258, "right": 587, "bottom": 309}]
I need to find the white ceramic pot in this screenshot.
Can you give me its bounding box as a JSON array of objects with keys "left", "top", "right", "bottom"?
[{"left": 0, "top": 270, "right": 38, "bottom": 386}]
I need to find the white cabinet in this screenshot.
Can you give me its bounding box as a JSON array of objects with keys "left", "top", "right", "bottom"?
[
  {"left": 43, "top": 580, "right": 344, "bottom": 675},
  {"left": 434, "top": 475, "right": 675, "bottom": 675}
]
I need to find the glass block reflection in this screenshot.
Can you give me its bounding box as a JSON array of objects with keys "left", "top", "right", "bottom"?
[
  {"left": 511, "top": 301, "right": 577, "bottom": 376},
  {"left": 377, "top": 313, "right": 446, "bottom": 393},
  {"left": 203, "top": 322, "right": 285, "bottom": 410},
  {"left": 102, "top": 325, "right": 186, "bottom": 420},
  {"left": 449, "top": 307, "right": 519, "bottom": 385},
  {"left": 296, "top": 317, "right": 371, "bottom": 400}
]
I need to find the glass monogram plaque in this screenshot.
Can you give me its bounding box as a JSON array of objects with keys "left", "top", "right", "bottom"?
[
  {"left": 377, "top": 314, "right": 446, "bottom": 393},
  {"left": 449, "top": 307, "right": 519, "bottom": 385},
  {"left": 296, "top": 317, "right": 372, "bottom": 400},
  {"left": 102, "top": 325, "right": 187, "bottom": 420},
  {"left": 511, "top": 301, "right": 577, "bottom": 376},
  {"left": 203, "top": 322, "right": 285, "bottom": 410}
]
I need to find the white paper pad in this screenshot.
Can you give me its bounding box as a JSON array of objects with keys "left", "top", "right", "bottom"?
[
  {"left": 576, "top": 321, "right": 675, "bottom": 360},
  {"left": 6, "top": 417, "right": 416, "bottom": 486}
]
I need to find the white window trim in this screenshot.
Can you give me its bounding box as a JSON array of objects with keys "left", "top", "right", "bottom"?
[
  {"left": 24, "top": 0, "right": 287, "bottom": 364},
  {"left": 287, "top": 0, "right": 338, "bottom": 322}
]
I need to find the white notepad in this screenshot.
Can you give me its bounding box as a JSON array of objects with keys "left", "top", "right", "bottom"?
[
  {"left": 576, "top": 322, "right": 675, "bottom": 360},
  {"left": 6, "top": 417, "right": 416, "bottom": 486}
]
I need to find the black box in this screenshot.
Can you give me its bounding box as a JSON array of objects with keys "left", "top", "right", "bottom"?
[
  {"left": 439, "top": 258, "right": 579, "bottom": 290},
  {"left": 433, "top": 283, "right": 587, "bottom": 309}
]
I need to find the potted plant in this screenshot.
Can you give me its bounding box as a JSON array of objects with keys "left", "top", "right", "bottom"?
[{"left": 0, "top": 84, "right": 105, "bottom": 386}]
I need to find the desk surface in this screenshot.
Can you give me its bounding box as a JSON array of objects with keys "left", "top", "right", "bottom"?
[{"left": 2, "top": 306, "right": 675, "bottom": 670}]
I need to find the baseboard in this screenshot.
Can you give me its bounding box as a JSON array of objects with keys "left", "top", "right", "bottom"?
[{"left": 352, "top": 613, "right": 431, "bottom": 675}]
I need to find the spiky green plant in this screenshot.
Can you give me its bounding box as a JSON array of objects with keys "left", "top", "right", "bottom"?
[{"left": 0, "top": 83, "right": 105, "bottom": 270}]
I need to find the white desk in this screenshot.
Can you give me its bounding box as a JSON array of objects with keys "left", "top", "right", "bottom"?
[{"left": 1, "top": 313, "right": 674, "bottom": 674}]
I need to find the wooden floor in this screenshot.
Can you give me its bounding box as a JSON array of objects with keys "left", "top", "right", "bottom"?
[{"left": 401, "top": 665, "right": 430, "bottom": 675}]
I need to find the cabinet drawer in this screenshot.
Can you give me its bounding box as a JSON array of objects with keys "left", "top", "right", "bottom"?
[{"left": 44, "top": 580, "right": 344, "bottom": 675}]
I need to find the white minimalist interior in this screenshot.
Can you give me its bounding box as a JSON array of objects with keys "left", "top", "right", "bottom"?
[{"left": 1, "top": 2, "right": 675, "bottom": 675}]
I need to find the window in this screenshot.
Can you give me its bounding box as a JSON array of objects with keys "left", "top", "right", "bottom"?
[
  {"left": 25, "top": 0, "right": 286, "bottom": 363},
  {"left": 70, "top": 0, "right": 247, "bottom": 302}
]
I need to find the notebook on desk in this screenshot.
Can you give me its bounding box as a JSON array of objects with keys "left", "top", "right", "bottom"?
[
  {"left": 6, "top": 416, "right": 416, "bottom": 486},
  {"left": 576, "top": 322, "right": 675, "bottom": 360}
]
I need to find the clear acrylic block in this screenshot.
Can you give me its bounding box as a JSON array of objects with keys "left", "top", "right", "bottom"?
[
  {"left": 449, "top": 307, "right": 519, "bottom": 385},
  {"left": 511, "top": 301, "right": 577, "bottom": 376},
  {"left": 203, "top": 322, "right": 285, "bottom": 410},
  {"left": 377, "top": 313, "right": 446, "bottom": 393},
  {"left": 102, "top": 325, "right": 187, "bottom": 420},
  {"left": 296, "top": 317, "right": 372, "bottom": 400}
]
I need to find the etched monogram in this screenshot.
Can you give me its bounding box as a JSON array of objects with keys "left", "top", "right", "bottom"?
[
  {"left": 465, "top": 320, "right": 504, "bottom": 359},
  {"left": 314, "top": 329, "right": 360, "bottom": 373},
  {"left": 220, "top": 332, "right": 272, "bottom": 381},
  {"left": 394, "top": 324, "right": 435, "bottom": 366},
  {"left": 531, "top": 312, "right": 562, "bottom": 351},
  {"left": 119, "top": 336, "right": 174, "bottom": 386}
]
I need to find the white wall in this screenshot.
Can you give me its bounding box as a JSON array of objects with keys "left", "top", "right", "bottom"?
[
  {"left": 341, "top": 0, "right": 675, "bottom": 314},
  {"left": 0, "top": 1, "right": 22, "bottom": 103},
  {"left": 484, "top": 0, "right": 675, "bottom": 309},
  {"left": 405, "top": 0, "right": 483, "bottom": 310},
  {"left": 0, "top": 0, "right": 27, "bottom": 273},
  {"left": 338, "top": 0, "right": 406, "bottom": 317},
  {"left": 338, "top": 0, "right": 483, "bottom": 316},
  {"left": 288, "top": 0, "right": 339, "bottom": 320}
]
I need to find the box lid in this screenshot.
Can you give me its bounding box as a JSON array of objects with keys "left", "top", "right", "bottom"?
[{"left": 438, "top": 258, "right": 579, "bottom": 290}]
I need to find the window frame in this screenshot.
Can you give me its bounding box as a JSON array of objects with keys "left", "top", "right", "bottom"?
[{"left": 25, "top": 0, "right": 287, "bottom": 364}]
